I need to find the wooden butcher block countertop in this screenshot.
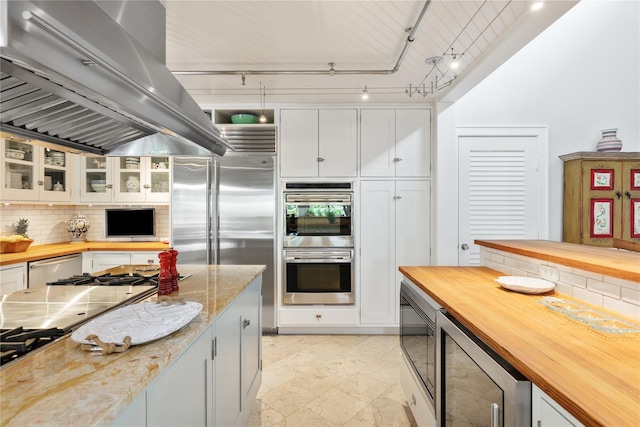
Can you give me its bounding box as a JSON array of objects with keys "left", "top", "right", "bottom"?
[
  {"left": 399, "top": 266, "right": 640, "bottom": 427},
  {"left": 0, "top": 241, "right": 169, "bottom": 266},
  {"left": 476, "top": 239, "right": 640, "bottom": 282}
]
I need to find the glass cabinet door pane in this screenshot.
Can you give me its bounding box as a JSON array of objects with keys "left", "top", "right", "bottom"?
[{"left": 4, "top": 141, "right": 35, "bottom": 190}]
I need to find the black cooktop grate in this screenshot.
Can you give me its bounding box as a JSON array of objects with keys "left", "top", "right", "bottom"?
[
  {"left": 1, "top": 327, "right": 66, "bottom": 366},
  {"left": 46, "top": 272, "right": 158, "bottom": 287}
]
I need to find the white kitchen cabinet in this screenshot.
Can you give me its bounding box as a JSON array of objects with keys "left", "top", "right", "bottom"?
[
  {"left": 279, "top": 306, "right": 359, "bottom": 327},
  {"left": 360, "top": 109, "right": 431, "bottom": 178},
  {"left": 532, "top": 385, "right": 584, "bottom": 427},
  {"left": 360, "top": 180, "right": 430, "bottom": 324},
  {"left": 114, "top": 157, "right": 171, "bottom": 203},
  {"left": 78, "top": 156, "right": 170, "bottom": 204},
  {"left": 83, "top": 251, "right": 161, "bottom": 273},
  {"left": 1, "top": 139, "right": 72, "bottom": 203},
  {"left": 78, "top": 155, "right": 114, "bottom": 203},
  {"left": 111, "top": 391, "right": 146, "bottom": 427},
  {"left": 146, "top": 325, "right": 214, "bottom": 427},
  {"left": 280, "top": 109, "right": 357, "bottom": 177},
  {"left": 0, "top": 262, "right": 27, "bottom": 296},
  {"left": 111, "top": 276, "right": 262, "bottom": 427},
  {"left": 215, "top": 277, "right": 262, "bottom": 427}
]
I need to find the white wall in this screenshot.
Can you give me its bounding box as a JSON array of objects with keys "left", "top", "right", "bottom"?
[{"left": 435, "top": 0, "right": 640, "bottom": 265}]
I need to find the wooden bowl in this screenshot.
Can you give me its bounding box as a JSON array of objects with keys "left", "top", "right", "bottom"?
[{"left": 0, "top": 239, "right": 34, "bottom": 253}]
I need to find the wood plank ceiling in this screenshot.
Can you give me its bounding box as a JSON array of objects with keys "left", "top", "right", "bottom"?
[{"left": 163, "top": 1, "right": 569, "bottom": 105}]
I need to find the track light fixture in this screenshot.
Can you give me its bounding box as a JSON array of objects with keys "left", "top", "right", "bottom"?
[{"left": 259, "top": 83, "right": 267, "bottom": 123}]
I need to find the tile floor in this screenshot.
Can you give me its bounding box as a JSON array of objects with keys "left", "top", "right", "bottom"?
[{"left": 246, "top": 334, "right": 418, "bottom": 427}]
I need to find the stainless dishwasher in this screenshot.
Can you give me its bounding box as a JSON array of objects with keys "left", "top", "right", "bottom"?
[{"left": 28, "top": 254, "right": 83, "bottom": 288}]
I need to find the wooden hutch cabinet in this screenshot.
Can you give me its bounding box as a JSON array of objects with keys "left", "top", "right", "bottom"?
[{"left": 560, "top": 152, "right": 640, "bottom": 247}]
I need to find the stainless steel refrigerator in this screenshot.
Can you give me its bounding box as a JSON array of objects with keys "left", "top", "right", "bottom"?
[{"left": 171, "top": 137, "right": 277, "bottom": 333}]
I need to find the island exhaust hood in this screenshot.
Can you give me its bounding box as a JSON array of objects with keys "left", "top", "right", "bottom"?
[{"left": 0, "top": 0, "right": 230, "bottom": 156}]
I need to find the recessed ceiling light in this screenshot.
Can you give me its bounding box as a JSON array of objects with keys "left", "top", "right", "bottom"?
[{"left": 531, "top": 2, "right": 544, "bottom": 11}]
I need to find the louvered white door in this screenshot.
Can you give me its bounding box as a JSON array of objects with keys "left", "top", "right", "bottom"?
[{"left": 458, "top": 135, "right": 539, "bottom": 265}]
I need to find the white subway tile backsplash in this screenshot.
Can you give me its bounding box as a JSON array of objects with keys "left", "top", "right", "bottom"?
[
  {"left": 518, "top": 260, "right": 539, "bottom": 274},
  {"left": 558, "top": 271, "right": 587, "bottom": 288},
  {"left": 0, "top": 204, "right": 169, "bottom": 245},
  {"left": 603, "top": 297, "right": 640, "bottom": 322},
  {"left": 621, "top": 287, "right": 640, "bottom": 305},
  {"left": 572, "top": 287, "right": 604, "bottom": 307},
  {"left": 481, "top": 247, "right": 640, "bottom": 321},
  {"left": 586, "top": 279, "right": 620, "bottom": 299}
]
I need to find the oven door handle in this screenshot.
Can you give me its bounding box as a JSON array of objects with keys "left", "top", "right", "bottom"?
[
  {"left": 285, "top": 194, "right": 352, "bottom": 203},
  {"left": 284, "top": 252, "right": 352, "bottom": 262}
]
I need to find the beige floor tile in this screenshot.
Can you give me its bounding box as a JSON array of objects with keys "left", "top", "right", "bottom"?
[{"left": 249, "top": 334, "right": 416, "bottom": 427}]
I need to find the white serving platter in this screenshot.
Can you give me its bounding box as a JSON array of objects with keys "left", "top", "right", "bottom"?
[
  {"left": 71, "top": 301, "right": 202, "bottom": 346},
  {"left": 495, "top": 276, "right": 555, "bottom": 294}
]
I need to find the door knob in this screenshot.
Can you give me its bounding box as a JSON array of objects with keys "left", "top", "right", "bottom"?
[{"left": 461, "top": 243, "right": 469, "bottom": 250}]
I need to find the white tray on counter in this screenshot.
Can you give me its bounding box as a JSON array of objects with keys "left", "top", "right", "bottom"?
[
  {"left": 495, "top": 276, "right": 555, "bottom": 294},
  {"left": 71, "top": 301, "right": 203, "bottom": 346}
]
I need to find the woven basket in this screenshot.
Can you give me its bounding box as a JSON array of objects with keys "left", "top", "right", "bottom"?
[{"left": 0, "top": 239, "right": 34, "bottom": 253}]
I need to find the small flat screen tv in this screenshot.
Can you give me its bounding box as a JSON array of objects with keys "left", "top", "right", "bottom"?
[{"left": 106, "top": 208, "right": 155, "bottom": 239}]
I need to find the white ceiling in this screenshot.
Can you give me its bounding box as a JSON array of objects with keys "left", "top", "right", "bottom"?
[{"left": 163, "top": 0, "right": 578, "bottom": 105}]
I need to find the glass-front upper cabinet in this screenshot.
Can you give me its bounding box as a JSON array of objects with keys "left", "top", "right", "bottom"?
[
  {"left": 79, "top": 156, "right": 113, "bottom": 203},
  {"left": 1, "top": 139, "right": 71, "bottom": 202},
  {"left": 114, "top": 156, "right": 170, "bottom": 203}
]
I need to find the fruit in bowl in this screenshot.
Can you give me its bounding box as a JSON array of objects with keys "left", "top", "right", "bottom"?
[{"left": 0, "top": 219, "right": 33, "bottom": 252}]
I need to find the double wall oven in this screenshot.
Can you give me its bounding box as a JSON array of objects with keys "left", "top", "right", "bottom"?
[{"left": 283, "top": 182, "right": 354, "bottom": 305}]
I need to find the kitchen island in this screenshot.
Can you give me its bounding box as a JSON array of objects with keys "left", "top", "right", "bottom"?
[
  {"left": 400, "top": 262, "right": 640, "bottom": 427},
  {"left": 0, "top": 264, "right": 265, "bottom": 426}
]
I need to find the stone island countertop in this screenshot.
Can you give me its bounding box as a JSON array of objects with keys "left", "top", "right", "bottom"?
[
  {"left": 399, "top": 265, "right": 640, "bottom": 427},
  {"left": 0, "top": 241, "right": 170, "bottom": 266},
  {"left": 0, "top": 264, "right": 265, "bottom": 426}
]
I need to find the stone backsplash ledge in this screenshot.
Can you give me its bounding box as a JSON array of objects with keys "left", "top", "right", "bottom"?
[
  {"left": 0, "top": 204, "right": 170, "bottom": 245},
  {"left": 480, "top": 247, "right": 640, "bottom": 322}
]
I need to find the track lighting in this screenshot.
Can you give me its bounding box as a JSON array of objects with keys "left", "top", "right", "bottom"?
[{"left": 362, "top": 86, "right": 369, "bottom": 100}]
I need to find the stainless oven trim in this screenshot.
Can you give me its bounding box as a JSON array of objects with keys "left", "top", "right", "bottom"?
[
  {"left": 436, "top": 311, "right": 531, "bottom": 427},
  {"left": 282, "top": 248, "right": 354, "bottom": 305}
]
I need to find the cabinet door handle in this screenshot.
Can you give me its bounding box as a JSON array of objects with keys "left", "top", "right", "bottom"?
[
  {"left": 625, "top": 191, "right": 632, "bottom": 199},
  {"left": 143, "top": 184, "right": 151, "bottom": 189},
  {"left": 461, "top": 243, "right": 469, "bottom": 250},
  {"left": 490, "top": 403, "right": 500, "bottom": 427},
  {"left": 616, "top": 191, "right": 622, "bottom": 199},
  {"left": 393, "top": 195, "right": 402, "bottom": 200},
  {"left": 316, "top": 157, "right": 325, "bottom": 162},
  {"left": 243, "top": 318, "right": 251, "bottom": 329},
  {"left": 393, "top": 157, "right": 403, "bottom": 163}
]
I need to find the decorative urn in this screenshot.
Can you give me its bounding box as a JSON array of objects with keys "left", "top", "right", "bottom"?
[
  {"left": 596, "top": 128, "right": 623, "bottom": 152},
  {"left": 66, "top": 212, "right": 90, "bottom": 243},
  {"left": 125, "top": 175, "right": 140, "bottom": 192}
]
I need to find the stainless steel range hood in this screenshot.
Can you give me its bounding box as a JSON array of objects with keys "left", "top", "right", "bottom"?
[{"left": 0, "top": 0, "right": 230, "bottom": 156}]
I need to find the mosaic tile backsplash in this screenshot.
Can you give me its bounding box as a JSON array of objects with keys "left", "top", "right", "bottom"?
[{"left": 0, "top": 204, "right": 169, "bottom": 244}]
